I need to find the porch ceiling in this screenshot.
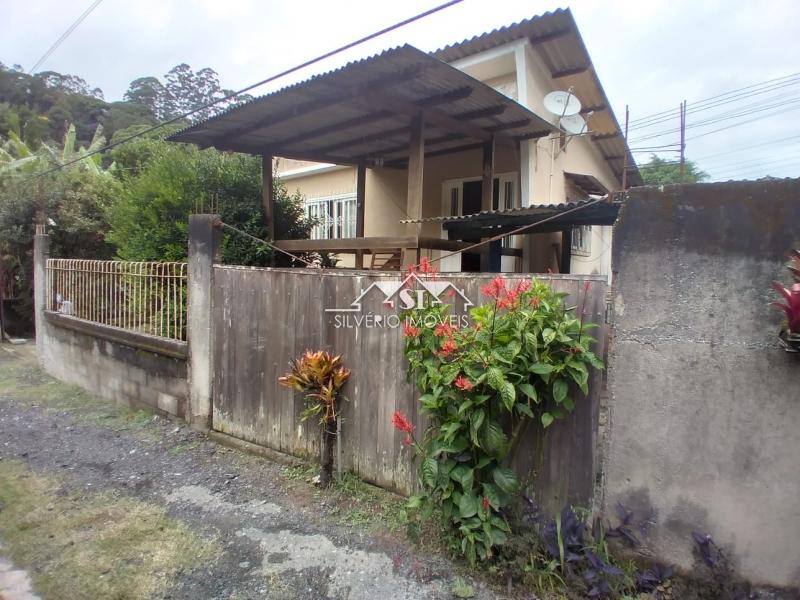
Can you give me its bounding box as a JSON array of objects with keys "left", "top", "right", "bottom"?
[{"left": 167, "top": 45, "right": 558, "bottom": 166}]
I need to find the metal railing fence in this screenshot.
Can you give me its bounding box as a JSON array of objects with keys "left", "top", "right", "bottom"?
[{"left": 45, "top": 259, "right": 188, "bottom": 341}]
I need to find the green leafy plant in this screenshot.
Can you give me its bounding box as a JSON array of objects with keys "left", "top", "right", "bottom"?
[
  {"left": 395, "top": 265, "right": 603, "bottom": 564},
  {"left": 279, "top": 350, "right": 350, "bottom": 487}
]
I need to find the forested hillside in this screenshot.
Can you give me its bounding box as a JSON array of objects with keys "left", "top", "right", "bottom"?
[
  {"left": 0, "top": 61, "right": 251, "bottom": 148},
  {"left": 0, "top": 61, "right": 310, "bottom": 336}
]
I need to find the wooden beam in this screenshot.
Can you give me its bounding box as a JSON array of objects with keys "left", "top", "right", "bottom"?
[
  {"left": 591, "top": 132, "right": 621, "bottom": 141},
  {"left": 274, "top": 111, "right": 393, "bottom": 148},
  {"left": 551, "top": 66, "right": 590, "bottom": 79},
  {"left": 384, "top": 142, "right": 485, "bottom": 167},
  {"left": 216, "top": 141, "right": 363, "bottom": 166},
  {"left": 356, "top": 163, "right": 366, "bottom": 237},
  {"left": 560, "top": 229, "right": 572, "bottom": 274},
  {"left": 528, "top": 27, "right": 572, "bottom": 46},
  {"left": 487, "top": 119, "right": 531, "bottom": 133},
  {"left": 481, "top": 139, "right": 495, "bottom": 212},
  {"left": 357, "top": 91, "right": 514, "bottom": 146},
  {"left": 216, "top": 66, "right": 422, "bottom": 144},
  {"left": 452, "top": 105, "right": 507, "bottom": 121},
  {"left": 262, "top": 154, "right": 275, "bottom": 244},
  {"left": 406, "top": 113, "right": 425, "bottom": 236},
  {"left": 581, "top": 104, "right": 606, "bottom": 114}
]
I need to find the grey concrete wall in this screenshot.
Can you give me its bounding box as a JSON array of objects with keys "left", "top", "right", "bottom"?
[
  {"left": 603, "top": 179, "right": 800, "bottom": 589},
  {"left": 39, "top": 315, "right": 188, "bottom": 418}
]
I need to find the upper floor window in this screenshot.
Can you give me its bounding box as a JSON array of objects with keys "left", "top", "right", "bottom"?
[{"left": 305, "top": 194, "right": 356, "bottom": 240}]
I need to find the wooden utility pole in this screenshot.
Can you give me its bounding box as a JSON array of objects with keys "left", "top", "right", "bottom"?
[{"left": 679, "top": 100, "right": 687, "bottom": 183}]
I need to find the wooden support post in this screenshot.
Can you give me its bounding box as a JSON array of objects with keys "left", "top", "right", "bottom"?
[
  {"left": 560, "top": 229, "right": 572, "bottom": 274},
  {"left": 481, "top": 138, "right": 495, "bottom": 211},
  {"left": 406, "top": 113, "right": 425, "bottom": 237},
  {"left": 262, "top": 154, "right": 275, "bottom": 240},
  {"left": 355, "top": 163, "right": 366, "bottom": 268}
]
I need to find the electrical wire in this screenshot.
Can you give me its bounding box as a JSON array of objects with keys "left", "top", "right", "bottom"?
[
  {"left": 28, "top": 0, "right": 105, "bottom": 74},
  {"left": 627, "top": 72, "right": 800, "bottom": 126},
  {"left": 21, "top": 0, "right": 465, "bottom": 184}
]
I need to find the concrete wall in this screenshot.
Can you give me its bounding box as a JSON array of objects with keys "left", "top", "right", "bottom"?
[
  {"left": 39, "top": 314, "right": 188, "bottom": 418},
  {"left": 603, "top": 180, "right": 800, "bottom": 589}
]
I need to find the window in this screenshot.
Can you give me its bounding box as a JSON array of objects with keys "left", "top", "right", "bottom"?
[
  {"left": 571, "top": 225, "right": 592, "bottom": 255},
  {"left": 305, "top": 194, "right": 357, "bottom": 240}
]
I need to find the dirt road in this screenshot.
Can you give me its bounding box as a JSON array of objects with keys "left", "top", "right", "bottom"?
[{"left": 0, "top": 344, "right": 487, "bottom": 600}]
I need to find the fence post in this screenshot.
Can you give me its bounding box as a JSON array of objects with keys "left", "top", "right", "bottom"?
[
  {"left": 33, "top": 226, "right": 50, "bottom": 362},
  {"left": 187, "top": 214, "right": 221, "bottom": 429}
]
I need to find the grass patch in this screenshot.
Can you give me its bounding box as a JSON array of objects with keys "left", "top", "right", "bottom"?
[
  {"left": 0, "top": 349, "right": 161, "bottom": 439},
  {"left": 0, "top": 459, "right": 220, "bottom": 600}
]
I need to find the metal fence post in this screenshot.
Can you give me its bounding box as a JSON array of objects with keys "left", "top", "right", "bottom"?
[
  {"left": 187, "top": 214, "right": 221, "bottom": 430},
  {"left": 33, "top": 227, "right": 50, "bottom": 363}
]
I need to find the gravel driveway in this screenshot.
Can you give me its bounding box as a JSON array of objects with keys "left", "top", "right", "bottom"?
[{"left": 0, "top": 344, "right": 490, "bottom": 600}]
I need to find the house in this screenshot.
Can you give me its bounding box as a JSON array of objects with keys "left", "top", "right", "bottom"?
[{"left": 169, "top": 8, "right": 639, "bottom": 274}]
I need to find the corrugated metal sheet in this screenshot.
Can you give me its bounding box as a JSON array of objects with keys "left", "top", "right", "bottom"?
[
  {"left": 433, "top": 8, "right": 642, "bottom": 186},
  {"left": 401, "top": 198, "right": 601, "bottom": 224},
  {"left": 168, "top": 45, "right": 559, "bottom": 164}
]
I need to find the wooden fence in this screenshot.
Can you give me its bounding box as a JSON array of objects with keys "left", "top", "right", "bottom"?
[{"left": 211, "top": 266, "right": 607, "bottom": 509}]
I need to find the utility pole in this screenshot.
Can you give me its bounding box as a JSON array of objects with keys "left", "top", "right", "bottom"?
[
  {"left": 679, "top": 100, "right": 687, "bottom": 183},
  {"left": 621, "top": 104, "right": 629, "bottom": 190}
]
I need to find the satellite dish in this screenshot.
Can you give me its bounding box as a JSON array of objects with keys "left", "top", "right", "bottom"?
[
  {"left": 543, "top": 91, "right": 582, "bottom": 117},
  {"left": 560, "top": 114, "right": 587, "bottom": 135}
]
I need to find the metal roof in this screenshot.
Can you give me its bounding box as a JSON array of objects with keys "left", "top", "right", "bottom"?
[
  {"left": 168, "top": 45, "right": 558, "bottom": 165},
  {"left": 433, "top": 8, "right": 642, "bottom": 186},
  {"left": 401, "top": 198, "right": 621, "bottom": 237},
  {"left": 402, "top": 199, "right": 622, "bottom": 239}
]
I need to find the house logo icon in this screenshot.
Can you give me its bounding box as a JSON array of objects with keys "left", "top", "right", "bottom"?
[{"left": 325, "top": 272, "right": 473, "bottom": 313}]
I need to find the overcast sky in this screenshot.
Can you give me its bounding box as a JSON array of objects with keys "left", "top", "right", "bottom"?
[{"left": 2, "top": 0, "right": 799, "bottom": 181}]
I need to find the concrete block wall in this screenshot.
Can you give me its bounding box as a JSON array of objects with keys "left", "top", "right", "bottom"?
[
  {"left": 39, "top": 318, "right": 188, "bottom": 418},
  {"left": 603, "top": 179, "right": 800, "bottom": 590}
]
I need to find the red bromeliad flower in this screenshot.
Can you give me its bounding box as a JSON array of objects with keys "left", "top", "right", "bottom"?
[
  {"left": 771, "top": 281, "right": 800, "bottom": 333},
  {"left": 392, "top": 410, "right": 415, "bottom": 434},
  {"left": 402, "top": 322, "right": 421, "bottom": 337},
  {"left": 454, "top": 375, "right": 473, "bottom": 391},
  {"left": 434, "top": 322, "right": 455, "bottom": 337},
  {"left": 480, "top": 276, "right": 507, "bottom": 299},
  {"left": 482, "top": 496, "right": 491, "bottom": 511}
]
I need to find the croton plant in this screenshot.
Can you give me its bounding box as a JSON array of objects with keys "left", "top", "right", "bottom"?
[{"left": 394, "top": 261, "right": 603, "bottom": 563}]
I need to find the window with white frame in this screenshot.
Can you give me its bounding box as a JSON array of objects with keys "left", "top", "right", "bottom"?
[
  {"left": 305, "top": 193, "right": 357, "bottom": 240},
  {"left": 571, "top": 225, "right": 592, "bottom": 255}
]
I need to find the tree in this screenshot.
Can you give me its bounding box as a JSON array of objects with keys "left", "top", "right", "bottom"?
[
  {"left": 123, "top": 65, "right": 252, "bottom": 123},
  {"left": 106, "top": 138, "right": 314, "bottom": 265},
  {"left": 639, "top": 155, "right": 709, "bottom": 185}
]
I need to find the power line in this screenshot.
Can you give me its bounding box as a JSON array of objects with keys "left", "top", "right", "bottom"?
[
  {"left": 685, "top": 105, "right": 800, "bottom": 142},
  {"left": 628, "top": 71, "right": 800, "bottom": 126},
  {"left": 28, "top": 0, "right": 105, "bottom": 74},
  {"left": 22, "top": 0, "right": 465, "bottom": 184},
  {"left": 630, "top": 96, "right": 800, "bottom": 143}
]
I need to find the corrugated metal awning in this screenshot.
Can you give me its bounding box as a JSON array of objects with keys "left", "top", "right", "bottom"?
[
  {"left": 168, "top": 45, "right": 559, "bottom": 166},
  {"left": 433, "top": 8, "right": 642, "bottom": 186},
  {"left": 400, "top": 198, "right": 621, "bottom": 237}
]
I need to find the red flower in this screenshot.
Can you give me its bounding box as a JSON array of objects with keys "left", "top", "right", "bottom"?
[
  {"left": 403, "top": 435, "right": 413, "bottom": 446},
  {"left": 436, "top": 338, "right": 458, "bottom": 357},
  {"left": 480, "top": 276, "right": 507, "bottom": 299},
  {"left": 482, "top": 496, "right": 491, "bottom": 511},
  {"left": 392, "top": 410, "right": 414, "bottom": 434},
  {"left": 454, "top": 376, "right": 473, "bottom": 391},
  {"left": 419, "top": 256, "right": 438, "bottom": 275},
  {"left": 530, "top": 295, "right": 541, "bottom": 309},
  {"left": 583, "top": 280, "right": 591, "bottom": 293},
  {"left": 515, "top": 280, "right": 531, "bottom": 294},
  {"left": 405, "top": 263, "right": 416, "bottom": 275},
  {"left": 434, "top": 322, "right": 455, "bottom": 337},
  {"left": 402, "top": 322, "right": 420, "bottom": 337}
]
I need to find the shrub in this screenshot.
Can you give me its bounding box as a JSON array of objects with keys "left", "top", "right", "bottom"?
[{"left": 395, "top": 266, "right": 603, "bottom": 563}]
